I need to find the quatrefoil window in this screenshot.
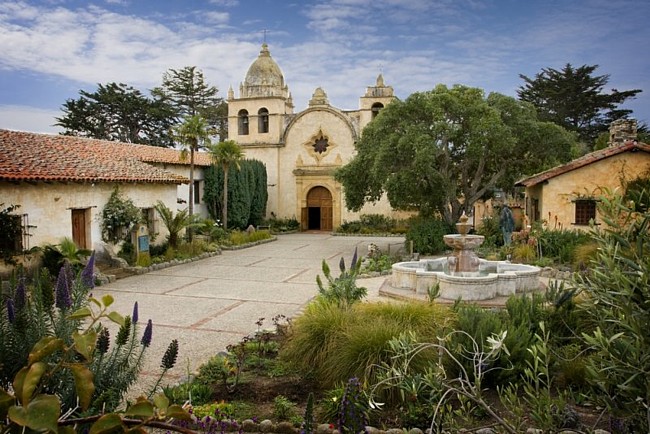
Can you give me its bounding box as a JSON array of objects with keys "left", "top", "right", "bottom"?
[{"left": 313, "top": 135, "right": 329, "bottom": 154}]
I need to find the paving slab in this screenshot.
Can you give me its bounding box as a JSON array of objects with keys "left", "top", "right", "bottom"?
[{"left": 92, "top": 233, "right": 404, "bottom": 397}]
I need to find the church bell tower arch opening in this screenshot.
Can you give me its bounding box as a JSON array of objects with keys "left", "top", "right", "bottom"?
[{"left": 303, "top": 186, "right": 333, "bottom": 231}]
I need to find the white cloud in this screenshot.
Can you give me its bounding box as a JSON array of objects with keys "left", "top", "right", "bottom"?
[{"left": 0, "top": 105, "right": 63, "bottom": 134}]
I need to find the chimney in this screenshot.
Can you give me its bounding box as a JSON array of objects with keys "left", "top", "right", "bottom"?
[{"left": 608, "top": 119, "right": 637, "bottom": 147}]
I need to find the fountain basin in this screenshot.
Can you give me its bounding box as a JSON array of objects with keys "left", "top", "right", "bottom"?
[{"left": 391, "top": 258, "right": 541, "bottom": 301}]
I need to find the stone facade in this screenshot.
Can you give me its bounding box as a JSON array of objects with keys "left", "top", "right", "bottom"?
[{"left": 227, "top": 43, "right": 400, "bottom": 230}]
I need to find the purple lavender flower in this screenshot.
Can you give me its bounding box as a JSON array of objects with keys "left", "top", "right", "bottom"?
[
  {"left": 339, "top": 257, "right": 346, "bottom": 273},
  {"left": 351, "top": 247, "right": 358, "bottom": 270},
  {"left": 81, "top": 251, "right": 96, "bottom": 289},
  {"left": 132, "top": 301, "right": 139, "bottom": 324},
  {"left": 141, "top": 319, "right": 152, "bottom": 347},
  {"left": 14, "top": 277, "right": 26, "bottom": 311},
  {"left": 55, "top": 265, "right": 72, "bottom": 309},
  {"left": 6, "top": 299, "right": 15, "bottom": 323},
  {"left": 64, "top": 260, "right": 75, "bottom": 288}
]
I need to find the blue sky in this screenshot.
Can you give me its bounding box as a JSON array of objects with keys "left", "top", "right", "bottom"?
[{"left": 1, "top": 0, "right": 648, "bottom": 135}]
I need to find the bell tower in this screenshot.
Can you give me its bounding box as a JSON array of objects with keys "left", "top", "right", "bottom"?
[
  {"left": 227, "top": 43, "right": 294, "bottom": 145},
  {"left": 359, "top": 74, "right": 395, "bottom": 129}
]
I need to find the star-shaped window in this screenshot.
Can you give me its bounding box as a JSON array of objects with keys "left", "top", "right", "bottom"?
[{"left": 313, "top": 136, "right": 329, "bottom": 154}]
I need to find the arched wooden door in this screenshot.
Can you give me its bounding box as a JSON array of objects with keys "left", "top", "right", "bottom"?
[{"left": 303, "top": 186, "right": 333, "bottom": 231}]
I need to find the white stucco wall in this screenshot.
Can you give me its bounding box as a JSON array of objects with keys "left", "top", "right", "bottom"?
[
  {"left": 154, "top": 163, "right": 209, "bottom": 219},
  {"left": 0, "top": 181, "right": 179, "bottom": 252}
]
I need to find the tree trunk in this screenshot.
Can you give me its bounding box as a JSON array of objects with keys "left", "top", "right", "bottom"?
[{"left": 188, "top": 146, "right": 195, "bottom": 241}]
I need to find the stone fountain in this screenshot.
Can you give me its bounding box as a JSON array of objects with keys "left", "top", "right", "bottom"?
[
  {"left": 389, "top": 213, "right": 541, "bottom": 301},
  {"left": 444, "top": 212, "right": 484, "bottom": 275}
]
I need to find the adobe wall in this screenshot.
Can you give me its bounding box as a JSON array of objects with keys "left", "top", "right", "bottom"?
[
  {"left": 0, "top": 181, "right": 178, "bottom": 251},
  {"left": 536, "top": 152, "right": 650, "bottom": 230}
]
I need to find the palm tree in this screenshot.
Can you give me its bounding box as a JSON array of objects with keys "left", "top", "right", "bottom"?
[
  {"left": 174, "top": 115, "right": 211, "bottom": 219},
  {"left": 209, "top": 140, "right": 244, "bottom": 230},
  {"left": 153, "top": 201, "right": 197, "bottom": 248}
]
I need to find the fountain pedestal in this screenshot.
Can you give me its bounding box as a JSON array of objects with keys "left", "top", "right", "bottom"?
[{"left": 443, "top": 212, "right": 484, "bottom": 275}]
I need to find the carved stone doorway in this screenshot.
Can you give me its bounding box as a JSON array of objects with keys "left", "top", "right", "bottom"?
[{"left": 302, "top": 186, "right": 333, "bottom": 231}]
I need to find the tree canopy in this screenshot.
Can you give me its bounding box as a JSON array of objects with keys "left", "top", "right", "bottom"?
[
  {"left": 335, "top": 84, "right": 575, "bottom": 225},
  {"left": 56, "top": 82, "right": 175, "bottom": 147},
  {"left": 57, "top": 66, "right": 227, "bottom": 146},
  {"left": 152, "top": 66, "right": 228, "bottom": 141},
  {"left": 518, "top": 64, "right": 641, "bottom": 147}
]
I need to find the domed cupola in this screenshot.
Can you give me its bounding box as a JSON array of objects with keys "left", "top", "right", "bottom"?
[{"left": 241, "top": 43, "right": 289, "bottom": 98}]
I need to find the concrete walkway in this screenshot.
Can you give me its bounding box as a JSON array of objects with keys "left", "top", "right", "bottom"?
[{"left": 93, "top": 233, "right": 404, "bottom": 392}]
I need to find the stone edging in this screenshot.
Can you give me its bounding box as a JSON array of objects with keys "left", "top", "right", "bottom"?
[{"left": 220, "top": 236, "right": 277, "bottom": 250}]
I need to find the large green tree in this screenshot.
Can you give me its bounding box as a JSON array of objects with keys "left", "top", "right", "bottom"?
[
  {"left": 209, "top": 140, "right": 245, "bottom": 229},
  {"left": 518, "top": 64, "right": 641, "bottom": 147},
  {"left": 56, "top": 82, "right": 176, "bottom": 146},
  {"left": 336, "top": 84, "right": 575, "bottom": 225},
  {"left": 152, "top": 66, "right": 228, "bottom": 141}
]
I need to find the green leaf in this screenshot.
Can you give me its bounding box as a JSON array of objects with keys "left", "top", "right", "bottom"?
[
  {"left": 90, "top": 413, "right": 125, "bottom": 434},
  {"left": 89, "top": 297, "right": 102, "bottom": 308},
  {"left": 70, "top": 364, "right": 95, "bottom": 411},
  {"left": 152, "top": 393, "right": 169, "bottom": 412},
  {"left": 124, "top": 401, "right": 154, "bottom": 418},
  {"left": 12, "top": 367, "right": 27, "bottom": 404},
  {"left": 21, "top": 362, "right": 47, "bottom": 406},
  {"left": 28, "top": 336, "right": 64, "bottom": 365},
  {"left": 0, "top": 389, "right": 15, "bottom": 419},
  {"left": 9, "top": 394, "right": 60, "bottom": 433},
  {"left": 68, "top": 306, "right": 93, "bottom": 320},
  {"left": 60, "top": 426, "right": 77, "bottom": 434},
  {"left": 101, "top": 294, "right": 114, "bottom": 307},
  {"left": 107, "top": 311, "right": 125, "bottom": 326},
  {"left": 166, "top": 404, "right": 192, "bottom": 420},
  {"left": 73, "top": 330, "right": 97, "bottom": 361}
]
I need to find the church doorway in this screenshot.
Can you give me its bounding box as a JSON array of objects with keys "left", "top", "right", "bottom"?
[{"left": 303, "top": 186, "right": 333, "bottom": 231}]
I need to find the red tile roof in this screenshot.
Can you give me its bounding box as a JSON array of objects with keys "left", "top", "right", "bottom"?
[
  {"left": 0, "top": 129, "right": 213, "bottom": 184},
  {"left": 516, "top": 141, "right": 650, "bottom": 187}
]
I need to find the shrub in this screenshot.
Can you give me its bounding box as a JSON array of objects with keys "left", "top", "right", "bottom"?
[
  {"left": 535, "top": 228, "right": 591, "bottom": 264},
  {"left": 281, "top": 300, "right": 452, "bottom": 389},
  {"left": 0, "top": 261, "right": 175, "bottom": 417},
  {"left": 576, "top": 190, "right": 650, "bottom": 431},
  {"left": 101, "top": 187, "right": 142, "bottom": 243},
  {"left": 405, "top": 216, "right": 451, "bottom": 255},
  {"left": 316, "top": 250, "right": 366, "bottom": 307},
  {"left": 267, "top": 216, "right": 300, "bottom": 233}
]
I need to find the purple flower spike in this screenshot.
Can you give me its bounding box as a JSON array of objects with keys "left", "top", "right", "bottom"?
[
  {"left": 81, "top": 251, "right": 96, "bottom": 289},
  {"left": 14, "top": 277, "right": 26, "bottom": 311},
  {"left": 64, "top": 260, "right": 75, "bottom": 288},
  {"left": 141, "top": 319, "right": 152, "bottom": 347},
  {"left": 55, "top": 265, "right": 72, "bottom": 309},
  {"left": 351, "top": 247, "right": 358, "bottom": 270},
  {"left": 132, "top": 301, "right": 139, "bottom": 324},
  {"left": 7, "top": 299, "right": 15, "bottom": 323}
]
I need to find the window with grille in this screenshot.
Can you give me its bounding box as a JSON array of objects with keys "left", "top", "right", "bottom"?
[{"left": 574, "top": 200, "right": 596, "bottom": 225}]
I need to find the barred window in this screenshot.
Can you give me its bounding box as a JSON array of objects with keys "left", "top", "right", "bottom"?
[{"left": 574, "top": 200, "right": 596, "bottom": 225}]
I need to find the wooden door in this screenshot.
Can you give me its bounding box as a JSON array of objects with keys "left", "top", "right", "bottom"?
[
  {"left": 71, "top": 209, "right": 87, "bottom": 249},
  {"left": 306, "top": 187, "right": 332, "bottom": 231}
]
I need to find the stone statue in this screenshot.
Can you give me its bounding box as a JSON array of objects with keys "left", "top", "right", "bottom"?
[{"left": 500, "top": 205, "right": 515, "bottom": 246}]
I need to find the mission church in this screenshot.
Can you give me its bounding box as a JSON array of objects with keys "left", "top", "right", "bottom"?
[{"left": 226, "top": 43, "right": 400, "bottom": 231}]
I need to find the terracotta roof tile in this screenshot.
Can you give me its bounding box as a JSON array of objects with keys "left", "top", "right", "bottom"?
[
  {"left": 0, "top": 129, "right": 212, "bottom": 184},
  {"left": 516, "top": 141, "right": 650, "bottom": 187}
]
